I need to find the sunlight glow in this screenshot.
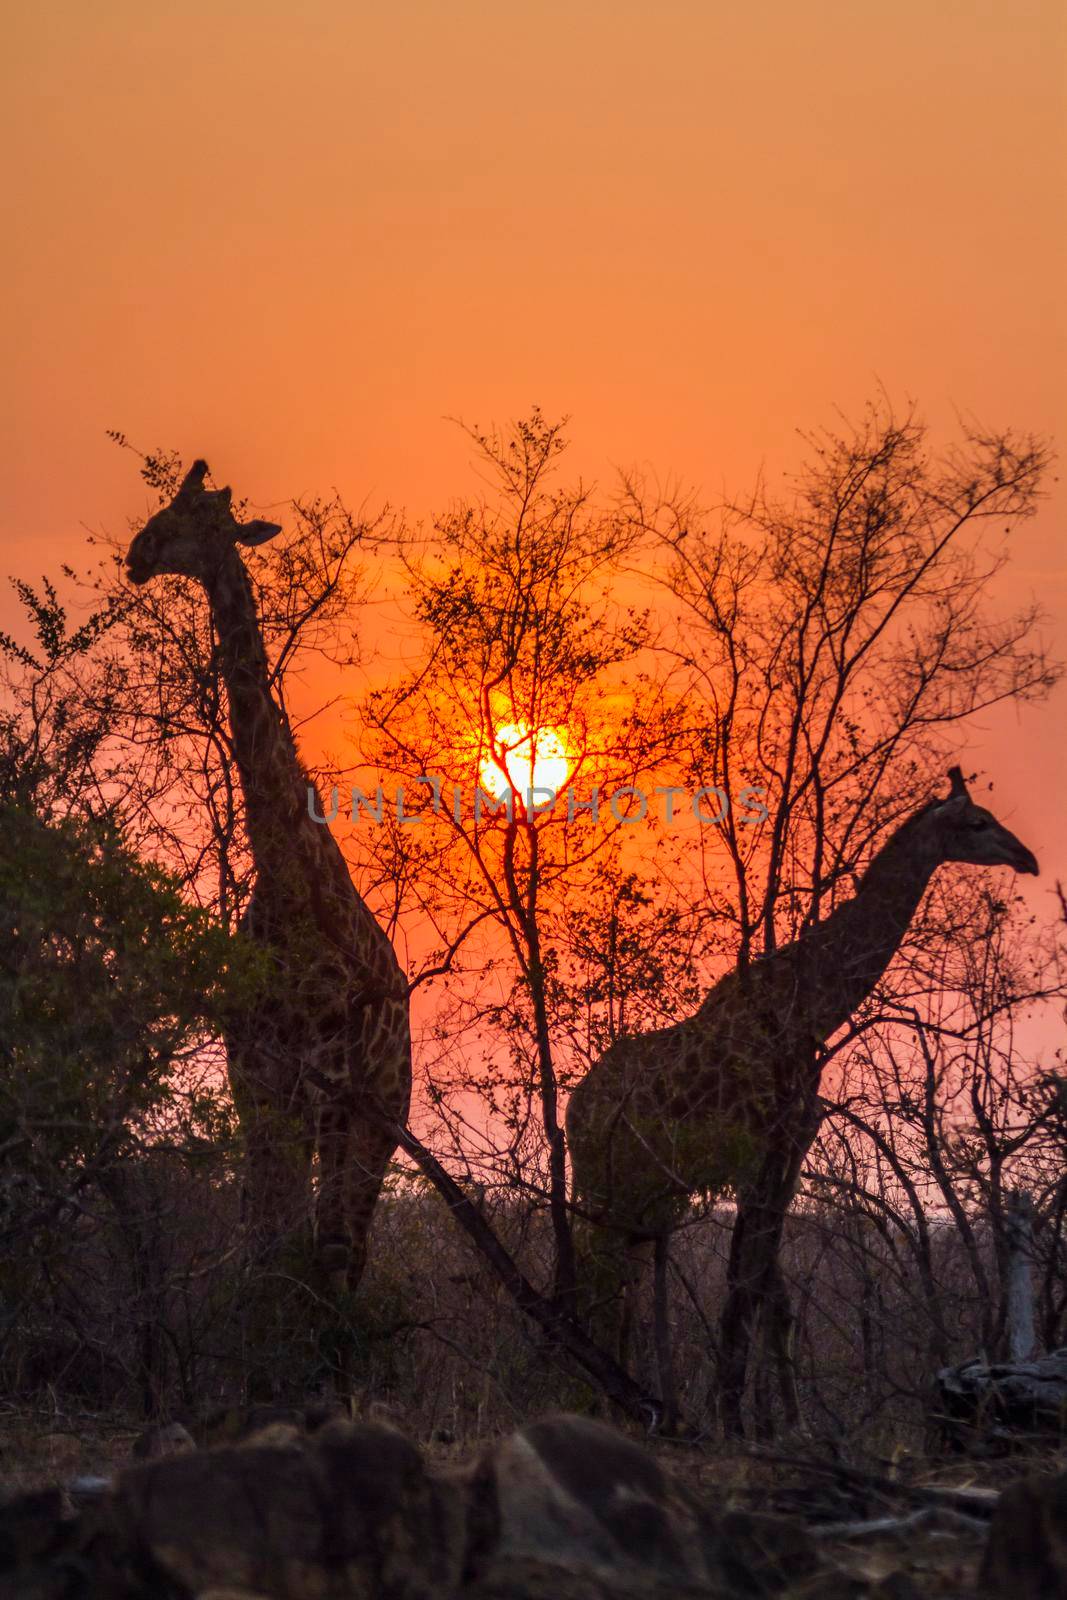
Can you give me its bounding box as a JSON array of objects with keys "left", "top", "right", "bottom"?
[{"left": 480, "top": 722, "right": 571, "bottom": 802}]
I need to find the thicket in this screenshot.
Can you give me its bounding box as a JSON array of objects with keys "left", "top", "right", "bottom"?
[{"left": 0, "top": 405, "right": 1062, "bottom": 1442}]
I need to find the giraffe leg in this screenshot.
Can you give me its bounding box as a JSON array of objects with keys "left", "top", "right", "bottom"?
[
  {"left": 339, "top": 1123, "right": 399, "bottom": 1294},
  {"left": 717, "top": 1080, "right": 822, "bottom": 1437},
  {"left": 573, "top": 1223, "right": 620, "bottom": 1357},
  {"left": 652, "top": 1233, "right": 678, "bottom": 1432},
  {"left": 717, "top": 1149, "right": 795, "bottom": 1436},
  {"left": 617, "top": 1260, "right": 636, "bottom": 1376},
  {"left": 718, "top": 1202, "right": 771, "bottom": 1435},
  {"left": 753, "top": 1262, "right": 800, "bottom": 1439},
  {"left": 723, "top": 1094, "right": 831, "bottom": 1446},
  {"left": 762, "top": 1094, "right": 822, "bottom": 1435},
  {"left": 304, "top": 1111, "right": 397, "bottom": 1400},
  {"left": 228, "top": 1043, "right": 314, "bottom": 1266},
  {"left": 314, "top": 1102, "right": 353, "bottom": 1291},
  {"left": 573, "top": 1224, "right": 649, "bottom": 1405},
  {"left": 617, "top": 1234, "right": 654, "bottom": 1376},
  {"left": 766, "top": 1261, "right": 802, "bottom": 1432}
]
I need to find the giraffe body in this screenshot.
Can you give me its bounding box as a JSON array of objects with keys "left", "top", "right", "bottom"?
[
  {"left": 126, "top": 461, "right": 411, "bottom": 1291},
  {"left": 567, "top": 770, "right": 1039, "bottom": 1377}
]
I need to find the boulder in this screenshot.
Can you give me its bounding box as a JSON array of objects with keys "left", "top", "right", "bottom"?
[
  {"left": 0, "top": 1412, "right": 822, "bottom": 1599},
  {"left": 935, "top": 1348, "right": 1067, "bottom": 1449},
  {"left": 111, "top": 1417, "right": 467, "bottom": 1599},
  {"left": 466, "top": 1414, "right": 816, "bottom": 1598},
  {"left": 0, "top": 1486, "right": 73, "bottom": 1570},
  {"left": 979, "top": 1470, "right": 1067, "bottom": 1598},
  {"left": 130, "top": 1422, "right": 196, "bottom": 1462}
]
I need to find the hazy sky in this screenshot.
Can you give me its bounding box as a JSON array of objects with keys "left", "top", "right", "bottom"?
[{"left": 3, "top": 0, "right": 1065, "bottom": 886}]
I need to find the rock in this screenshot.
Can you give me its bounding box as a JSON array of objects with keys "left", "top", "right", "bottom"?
[
  {"left": 303, "top": 1401, "right": 348, "bottom": 1434},
  {"left": 239, "top": 1423, "right": 305, "bottom": 1452},
  {"left": 66, "top": 1474, "right": 113, "bottom": 1507},
  {"left": 197, "top": 1591, "right": 278, "bottom": 1600},
  {"left": 935, "top": 1347, "right": 1067, "bottom": 1449},
  {"left": 38, "top": 1433, "right": 82, "bottom": 1473},
  {"left": 0, "top": 1411, "right": 827, "bottom": 1599},
  {"left": 235, "top": 1405, "right": 307, "bottom": 1440},
  {"left": 0, "top": 1485, "right": 93, "bottom": 1600},
  {"left": 468, "top": 1414, "right": 816, "bottom": 1598},
  {"left": 480, "top": 1415, "right": 707, "bottom": 1582},
  {"left": 111, "top": 1416, "right": 467, "bottom": 1598},
  {"left": 130, "top": 1421, "right": 196, "bottom": 1461},
  {"left": 462, "top": 1553, "right": 702, "bottom": 1599},
  {"left": 194, "top": 1400, "right": 348, "bottom": 1448},
  {"left": 979, "top": 1470, "right": 1067, "bottom": 1598},
  {"left": 0, "top": 1487, "right": 72, "bottom": 1570},
  {"left": 197, "top": 1592, "right": 277, "bottom": 1600}
]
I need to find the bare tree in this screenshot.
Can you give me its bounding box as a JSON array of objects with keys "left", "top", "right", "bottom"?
[
  {"left": 614, "top": 398, "right": 1059, "bottom": 1430},
  {"left": 808, "top": 879, "right": 1067, "bottom": 1417},
  {"left": 359, "top": 413, "right": 699, "bottom": 1414},
  {"left": 2, "top": 403, "right": 1058, "bottom": 1434}
]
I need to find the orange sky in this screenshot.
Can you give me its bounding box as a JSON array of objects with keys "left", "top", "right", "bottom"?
[{"left": 3, "top": 0, "right": 1065, "bottom": 892}]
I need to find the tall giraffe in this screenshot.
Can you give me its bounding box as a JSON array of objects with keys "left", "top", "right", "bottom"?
[
  {"left": 126, "top": 461, "right": 411, "bottom": 1292},
  {"left": 566, "top": 768, "right": 1038, "bottom": 1427}
]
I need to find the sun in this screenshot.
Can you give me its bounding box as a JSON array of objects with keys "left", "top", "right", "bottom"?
[{"left": 480, "top": 722, "right": 571, "bottom": 803}]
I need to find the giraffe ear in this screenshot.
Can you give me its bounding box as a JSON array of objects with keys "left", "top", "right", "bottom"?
[{"left": 236, "top": 519, "right": 283, "bottom": 547}]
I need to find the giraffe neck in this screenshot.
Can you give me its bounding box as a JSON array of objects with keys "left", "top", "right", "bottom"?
[
  {"left": 203, "top": 549, "right": 319, "bottom": 875},
  {"left": 202, "top": 547, "right": 402, "bottom": 987},
  {"left": 785, "top": 807, "right": 941, "bottom": 1038}
]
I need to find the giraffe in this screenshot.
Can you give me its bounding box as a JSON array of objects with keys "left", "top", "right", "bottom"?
[
  {"left": 565, "top": 767, "right": 1038, "bottom": 1429},
  {"left": 126, "top": 460, "right": 411, "bottom": 1294}
]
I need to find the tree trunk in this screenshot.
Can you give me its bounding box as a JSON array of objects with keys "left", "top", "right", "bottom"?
[
  {"left": 1005, "top": 1188, "right": 1036, "bottom": 1363},
  {"left": 387, "top": 1116, "right": 665, "bottom": 1426}
]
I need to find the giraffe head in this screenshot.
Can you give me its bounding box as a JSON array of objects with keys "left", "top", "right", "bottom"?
[
  {"left": 125, "top": 460, "right": 282, "bottom": 586},
  {"left": 927, "top": 766, "right": 1038, "bottom": 875}
]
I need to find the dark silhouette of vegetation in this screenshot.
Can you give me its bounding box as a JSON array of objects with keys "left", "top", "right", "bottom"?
[{"left": 0, "top": 401, "right": 1062, "bottom": 1447}]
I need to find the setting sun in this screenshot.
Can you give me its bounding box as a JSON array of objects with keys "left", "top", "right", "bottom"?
[{"left": 480, "top": 722, "right": 572, "bottom": 803}]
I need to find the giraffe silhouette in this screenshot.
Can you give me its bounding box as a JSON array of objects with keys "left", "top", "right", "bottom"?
[
  {"left": 566, "top": 767, "right": 1038, "bottom": 1428},
  {"left": 126, "top": 461, "right": 411, "bottom": 1293}
]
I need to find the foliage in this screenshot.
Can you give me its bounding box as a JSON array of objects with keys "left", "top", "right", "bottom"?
[
  {"left": 0, "top": 803, "right": 258, "bottom": 1242},
  {"left": 0, "top": 399, "right": 1061, "bottom": 1434},
  {"left": 0, "top": 571, "right": 129, "bottom": 817}
]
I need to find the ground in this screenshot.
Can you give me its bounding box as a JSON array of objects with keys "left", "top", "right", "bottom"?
[{"left": 2, "top": 1403, "right": 1063, "bottom": 1596}]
